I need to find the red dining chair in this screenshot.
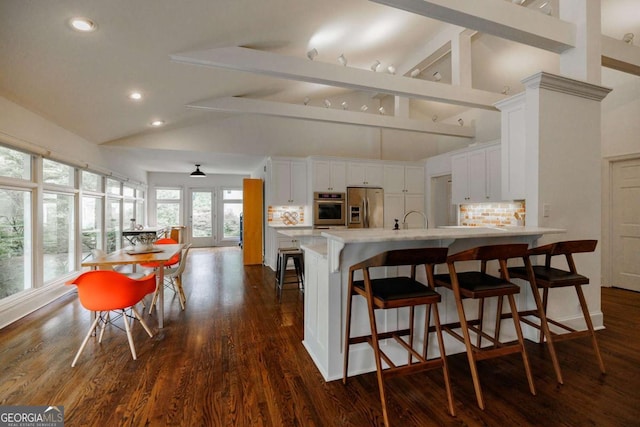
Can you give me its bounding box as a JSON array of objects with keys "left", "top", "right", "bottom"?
[
  {"left": 67, "top": 270, "right": 157, "bottom": 367},
  {"left": 140, "top": 237, "right": 180, "bottom": 269}
]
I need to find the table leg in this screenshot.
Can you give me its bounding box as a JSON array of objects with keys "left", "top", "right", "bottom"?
[{"left": 157, "top": 263, "right": 165, "bottom": 328}]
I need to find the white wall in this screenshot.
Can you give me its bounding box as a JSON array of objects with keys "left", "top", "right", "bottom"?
[{"left": 0, "top": 96, "right": 146, "bottom": 183}]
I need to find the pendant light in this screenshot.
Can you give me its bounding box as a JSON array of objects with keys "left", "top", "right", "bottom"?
[{"left": 190, "top": 164, "right": 206, "bottom": 177}]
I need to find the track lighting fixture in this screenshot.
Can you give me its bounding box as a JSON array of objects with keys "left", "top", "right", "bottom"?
[
  {"left": 303, "top": 97, "right": 310, "bottom": 106},
  {"left": 538, "top": 1, "right": 551, "bottom": 15},
  {"left": 501, "top": 86, "right": 510, "bottom": 95},
  {"left": 370, "top": 60, "right": 381, "bottom": 72},
  {"left": 432, "top": 114, "right": 438, "bottom": 122},
  {"left": 307, "top": 48, "right": 318, "bottom": 60},
  {"left": 378, "top": 107, "right": 386, "bottom": 115},
  {"left": 410, "top": 68, "right": 421, "bottom": 78},
  {"left": 458, "top": 118, "right": 464, "bottom": 126},
  {"left": 338, "top": 54, "right": 348, "bottom": 66},
  {"left": 623, "top": 33, "right": 634, "bottom": 44},
  {"left": 323, "top": 99, "right": 331, "bottom": 108},
  {"left": 387, "top": 65, "right": 396, "bottom": 75},
  {"left": 341, "top": 101, "right": 349, "bottom": 110},
  {"left": 433, "top": 71, "right": 442, "bottom": 82},
  {"left": 360, "top": 105, "right": 369, "bottom": 112}
]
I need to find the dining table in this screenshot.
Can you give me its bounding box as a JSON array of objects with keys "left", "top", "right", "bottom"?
[{"left": 81, "top": 243, "right": 184, "bottom": 329}]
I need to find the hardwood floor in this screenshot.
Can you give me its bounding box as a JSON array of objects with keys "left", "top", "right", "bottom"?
[{"left": 0, "top": 247, "right": 638, "bottom": 426}]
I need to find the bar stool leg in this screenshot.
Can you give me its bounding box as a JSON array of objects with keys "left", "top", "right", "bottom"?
[
  {"left": 508, "top": 294, "right": 536, "bottom": 396},
  {"left": 575, "top": 285, "right": 606, "bottom": 374}
]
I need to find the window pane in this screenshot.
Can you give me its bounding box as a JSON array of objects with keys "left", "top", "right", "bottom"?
[
  {"left": 82, "top": 171, "right": 101, "bottom": 192},
  {"left": 0, "top": 189, "right": 32, "bottom": 298},
  {"left": 0, "top": 146, "right": 31, "bottom": 180},
  {"left": 156, "top": 202, "right": 180, "bottom": 228},
  {"left": 223, "top": 189, "right": 243, "bottom": 200},
  {"left": 43, "top": 193, "right": 74, "bottom": 283},
  {"left": 135, "top": 201, "right": 145, "bottom": 227},
  {"left": 106, "top": 198, "right": 121, "bottom": 252},
  {"left": 81, "top": 196, "right": 102, "bottom": 261},
  {"left": 156, "top": 188, "right": 180, "bottom": 200},
  {"left": 192, "top": 192, "right": 212, "bottom": 238},
  {"left": 223, "top": 202, "right": 242, "bottom": 238},
  {"left": 43, "top": 159, "right": 74, "bottom": 187},
  {"left": 107, "top": 178, "right": 121, "bottom": 195},
  {"left": 123, "top": 185, "right": 135, "bottom": 198},
  {"left": 124, "top": 200, "right": 135, "bottom": 229}
]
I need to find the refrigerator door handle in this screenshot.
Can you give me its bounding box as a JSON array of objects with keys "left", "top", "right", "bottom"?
[{"left": 364, "top": 197, "right": 369, "bottom": 228}]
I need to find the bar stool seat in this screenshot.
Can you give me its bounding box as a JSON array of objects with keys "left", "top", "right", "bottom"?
[
  {"left": 507, "top": 240, "right": 605, "bottom": 382},
  {"left": 433, "top": 243, "right": 536, "bottom": 410},
  {"left": 343, "top": 247, "right": 455, "bottom": 427},
  {"left": 275, "top": 248, "right": 304, "bottom": 302}
]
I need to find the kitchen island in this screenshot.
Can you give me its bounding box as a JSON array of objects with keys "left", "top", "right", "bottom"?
[{"left": 300, "top": 226, "right": 566, "bottom": 381}]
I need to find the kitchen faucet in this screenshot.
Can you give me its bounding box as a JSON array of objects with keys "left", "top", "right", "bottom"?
[{"left": 402, "top": 210, "right": 428, "bottom": 229}]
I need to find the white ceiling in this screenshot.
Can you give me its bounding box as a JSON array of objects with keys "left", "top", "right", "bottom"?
[{"left": 0, "top": 0, "right": 638, "bottom": 175}]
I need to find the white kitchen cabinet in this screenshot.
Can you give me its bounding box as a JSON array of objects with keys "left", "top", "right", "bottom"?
[
  {"left": 451, "top": 144, "right": 501, "bottom": 204},
  {"left": 347, "top": 161, "right": 383, "bottom": 187},
  {"left": 495, "top": 93, "right": 526, "bottom": 200},
  {"left": 269, "top": 159, "right": 308, "bottom": 205},
  {"left": 311, "top": 160, "right": 346, "bottom": 192},
  {"left": 383, "top": 164, "right": 425, "bottom": 194},
  {"left": 384, "top": 193, "right": 425, "bottom": 229}
]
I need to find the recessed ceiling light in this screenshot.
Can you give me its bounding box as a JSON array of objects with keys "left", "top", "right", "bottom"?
[
  {"left": 69, "top": 17, "right": 97, "bottom": 32},
  {"left": 129, "top": 92, "right": 142, "bottom": 101},
  {"left": 150, "top": 120, "right": 164, "bottom": 127}
]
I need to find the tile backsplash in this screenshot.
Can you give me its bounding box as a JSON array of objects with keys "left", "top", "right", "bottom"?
[
  {"left": 267, "top": 205, "right": 307, "bottom": 226},
  {"left": 459, "top": 201, "right": 526, "bottom": 227}
]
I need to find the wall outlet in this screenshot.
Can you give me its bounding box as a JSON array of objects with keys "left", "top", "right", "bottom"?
[{"left": 543, "top": 203, "right": 550, "bottom": 218}]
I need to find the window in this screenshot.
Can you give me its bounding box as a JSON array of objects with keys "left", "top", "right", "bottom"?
[
  {"left": 81, "top": 171, "right": 101, "bottom": 192},
  {"left": 222, "top": 188, "right": 242, "bottom": 240},
  {"left": 0, "top": 146, "right": 31, "bottom": 180},
  {"left": 156, "top": 188, "right": 181, "bottom": 228},
  {"left": 43, "top": 159, "right": 74, "bottom": 186},
  {"left": 42, "top": 192, "right": 74, "bottom": 283},
  {"left": 107, "top": 178, "right": 121, "bottom": 195},
  {"left": 106, "top": 198, "right": 122, "bottom": 252},
  {"left": 81, "top": 196, "right": 102, "bottom": 260},
  {"left": 0, "top": 189, "right": 32, "bottom": 298}
]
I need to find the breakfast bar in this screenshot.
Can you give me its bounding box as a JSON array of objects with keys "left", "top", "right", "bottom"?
[{"left": 300, "top": 226, "right": 566, "bottom": 381}]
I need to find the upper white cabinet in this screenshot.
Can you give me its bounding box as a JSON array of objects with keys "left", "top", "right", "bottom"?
[
  {"left": 495, "top": 93, "right": 526, "bottom": 200},
  {"left": 451, "top": 144, "right": 501, "bottom": 204},
  {"left": 311, "top": 160, "right": 347, "bottom": 192},
  {"left": 347, "top": 162, "right": 383, "bottom": 187},
  {"left": 383, "top": 164, "right": 425, "bottom": 194},
  {"left": 268, "top": 158, "right": 308, "bottom": 205}
]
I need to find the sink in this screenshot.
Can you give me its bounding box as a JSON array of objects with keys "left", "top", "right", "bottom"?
[{"left": 438, "top": 225, "right": 509, "bottom": 231}]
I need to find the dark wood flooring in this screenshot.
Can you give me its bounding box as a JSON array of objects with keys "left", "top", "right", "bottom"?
[{"left": 0, "top": 247, "right": 638, "bottom": 426}]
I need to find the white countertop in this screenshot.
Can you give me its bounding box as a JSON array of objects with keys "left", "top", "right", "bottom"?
[
  {"left": 300, "top": 243, "right": 328, "bottom": 257},
  {"left": 278, "top": 228, "right": 324, "bottom": 237},
  {"left": 320, "top": 226, "right": 566, "bottom": 244},
  {"left": 268, "top": 224, "right": 313, "bottom": 229}
]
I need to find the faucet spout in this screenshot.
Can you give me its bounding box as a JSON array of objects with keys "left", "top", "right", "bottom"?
[{"left": 402, "top": 210, "right": 428, "bottom": 229}]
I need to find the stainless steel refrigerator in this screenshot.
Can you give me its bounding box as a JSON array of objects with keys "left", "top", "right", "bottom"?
[{"left": 346, "top": 187, "right": 384, "bottom": 228}]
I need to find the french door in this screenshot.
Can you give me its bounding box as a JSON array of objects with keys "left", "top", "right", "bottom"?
[{"left": 189, "top": 189, "right": 216, "bottom": 247}]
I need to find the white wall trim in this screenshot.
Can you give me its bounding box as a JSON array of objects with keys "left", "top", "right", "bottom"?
[{"left": 0, "top": 280, "right": 76, "bottom": 330}]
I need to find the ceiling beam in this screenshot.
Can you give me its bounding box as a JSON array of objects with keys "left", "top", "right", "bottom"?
[
  {"left": 601, "top": 35, "right": 640, "bottom": 77},
  {"left": 187, "top": 97, "right": 475, "bottom": 138},
  {"left": 170, "top": 47, "right": 506, "bottom": 110},
  {"left": 369, "top": 0, "right": 576, "bottom": 53}
]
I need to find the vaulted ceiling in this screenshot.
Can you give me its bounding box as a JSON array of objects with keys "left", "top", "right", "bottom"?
[{"left": 0, "top": 0, "right": 638, "bottom": 175}]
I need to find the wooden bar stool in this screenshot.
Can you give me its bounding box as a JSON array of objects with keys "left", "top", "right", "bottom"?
[
  {"left": 507, "top": 240, "right": 605, "bottom": 381},
  {"left": 433, "top": 243, "right": 536, "bottom": 410},
  {"left": 343, "top": 247, "right": 455, "bottom": 427},
  {"left": 275, "top": 247, "right": 304, "bottom": 302}
]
